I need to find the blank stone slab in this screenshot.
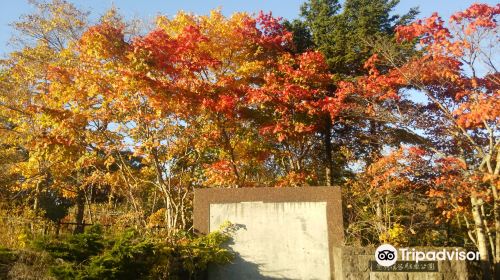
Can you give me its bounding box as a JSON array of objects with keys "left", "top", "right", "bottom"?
[{"left": 209, "top": 201, "right": 330, "bottom": 280}]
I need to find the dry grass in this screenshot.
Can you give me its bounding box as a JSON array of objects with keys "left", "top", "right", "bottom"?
[{"left": 6, "top": 250, "right": 55, "bottom": 280}]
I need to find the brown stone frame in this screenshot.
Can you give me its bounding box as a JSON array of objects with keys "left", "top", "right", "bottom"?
[{"left": 193, "top": 186, "right": 344, "bottom": 278}]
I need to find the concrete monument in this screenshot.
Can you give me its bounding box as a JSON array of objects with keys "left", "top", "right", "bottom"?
[{"left": 193, "top": 187, "right": 343, "bottom": 280}]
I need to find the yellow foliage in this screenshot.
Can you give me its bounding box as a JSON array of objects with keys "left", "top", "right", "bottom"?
[
  {"left": 379, "top": 223, "right": 408, "bottom": 246},
  {"left": 147, "top": 208, "right": 167, "bottom": 228}
]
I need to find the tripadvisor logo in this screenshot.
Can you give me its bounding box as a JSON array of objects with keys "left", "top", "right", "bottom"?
[
  {"left": 375, "top": 244, "right": 398, "bottom": 267},
  {"left": 374, "top": 244, "right": 480, "bottom": 267}
]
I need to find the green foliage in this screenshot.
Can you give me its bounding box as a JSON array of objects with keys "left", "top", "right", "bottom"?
[
  {"left": 298, "top": 0, "right": 418, "bottom": 75},
  {"left": 27, "top": 224, "right": 233, "bottom": 280},
  {"left": 76, "top": 230, "right": 159, "bottom": 280},
  {"left": 34, "top": 225, "right": 105, "bottom": 263},
  {"left": 283, "top": 19, "right": 314, "bottom": 53},
  {"left": 177, "top": 227, "right": 235, "bottom": 275}
]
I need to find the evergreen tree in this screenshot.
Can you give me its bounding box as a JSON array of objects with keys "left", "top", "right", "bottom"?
[
  {"left": 285, "top": 0, "right": 419, "bottom": 186},
  {"left": 295, "top": 0, "right": 418, "bottom": 75}
]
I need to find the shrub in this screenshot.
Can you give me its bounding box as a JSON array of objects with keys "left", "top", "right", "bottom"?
[
  {"left": 77, "top": 230, "right": 160, "bottom": 280},
  {"left": 27, "top": 224, "right": 234, "bottom": 280},
  {"left": 33, "top": 225, "right": 105, "bottom": 263}
]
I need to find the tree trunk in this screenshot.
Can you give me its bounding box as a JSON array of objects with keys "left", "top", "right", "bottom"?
[
  {"left": 74, "top": 190, "right": 85, "bottom": 234},
  {"left": 493, "top": 193, "right": 500, "bottom": 279},
  {"left": 55, "top": 220, "right": 61, "bottom": 237},
  {"left": 367, "top": 120, "right": 381, "bottom": 166},
  {"left": 33, "top": 182, "right": 40, "bottom": 212},
  {"left": 323, "top": 115, "right": 333, "bottom": 186},
  {"left": 471, "top": 195, "right": 492, "bottom": 279}
]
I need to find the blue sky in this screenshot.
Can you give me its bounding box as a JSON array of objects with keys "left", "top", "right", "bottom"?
[{"left": 0, "top": 0, "right": 497, "bottom": 56}]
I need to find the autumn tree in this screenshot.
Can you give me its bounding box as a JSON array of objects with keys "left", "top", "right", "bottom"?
[
  {"left": 354, "top": 3, "right": 499, "bottom": 277},
  {"left": 248, "top": 51, "right": 336, "bottom": 187},
  {"left": 284, "top": 0, "right": 420, "bottom": 186},
  {"left": 0, "top": 0, "right": 91, "bottom": 229},
  {"left": 24, "top": 4, "right": 342, "bottom": 234},
  {"left": 1, "top": 2, "right": 142, "bottom": 233}
]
